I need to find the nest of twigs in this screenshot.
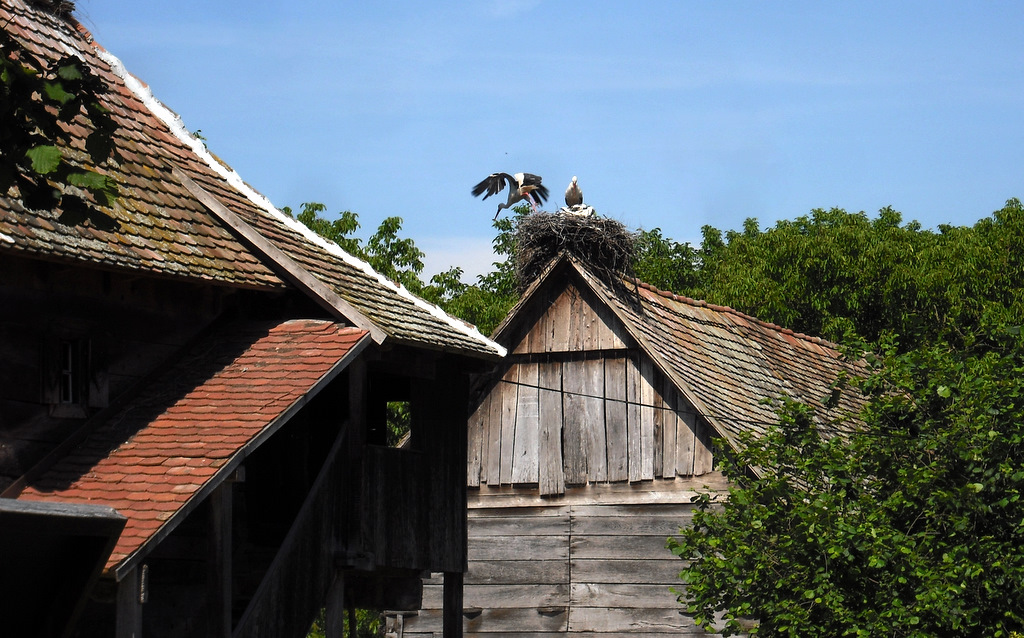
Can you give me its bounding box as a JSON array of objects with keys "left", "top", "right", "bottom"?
[{"left": 514, "top": 212, "right": 636, "bottom": 294}]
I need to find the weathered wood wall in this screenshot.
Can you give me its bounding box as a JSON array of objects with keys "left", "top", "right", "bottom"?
[
  {"left": 467, "top": 283, "right": 714, "bottom": 496},
  {"left": 398, "top": 477, "right": 727, "bottom": 637}
]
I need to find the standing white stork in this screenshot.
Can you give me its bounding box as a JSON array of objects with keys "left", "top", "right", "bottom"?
[
  {"left": 564, "top": 176, "right": 583, "bottom": 207},
  {"left": 472, "top": 172, "right": 550, "bottom": 219}
]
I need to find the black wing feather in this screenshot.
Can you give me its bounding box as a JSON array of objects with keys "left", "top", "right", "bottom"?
[
  {"left": 471, "top": 173, "right": 512, "bottom": 200},
  {"left": 533, "top": 184, "right": 550, "bottom": 204}
]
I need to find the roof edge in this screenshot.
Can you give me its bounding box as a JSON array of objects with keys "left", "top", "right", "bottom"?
[
  {"left": 567, "top": 259, "right": 746, "bottom": 454},
  {"left": 112, "top": 326, "right": 371, "bottom": 581},
  {"left": 630, "top": 278, "right": 843, "bottom": 351},
  {"left": 170, "top": 165, "right": 388, "bottom": 343},
  {"left": 93, "top": 44, "right": 503, "bottom": 359}
]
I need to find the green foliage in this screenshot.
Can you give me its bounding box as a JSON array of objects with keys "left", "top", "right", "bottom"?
[
  {"left": 631, "top": 227, "right": 701, "bottom": 294},
  {"left": 666, "top": 202, "right": 1024, "bottom": 351},
  {"left": 1, "top": 29, "right": 119, "bottom": 213},
  {"left": 306, "top": 607, "right": 383, "bottom": 638},
  {"left": 669, "top": 322, "right": 1024, "bottom": 637}
]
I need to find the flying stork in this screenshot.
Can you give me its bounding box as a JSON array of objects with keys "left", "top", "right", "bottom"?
[
  {"left": 472, "top": 172, "right": 550, "bottom": 219},
  {"left": 564, "top": 175, "right": 583, "bottom": 207}
]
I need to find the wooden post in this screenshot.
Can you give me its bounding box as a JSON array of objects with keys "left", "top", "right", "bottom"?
[
  {"left": 442, "top": 571, "right": 464, "bottom": 638},
  {"left": 208, "top": 483, "right": 232, "bottom": 638},
  {"left": 324, "top": 574, "right": 345, "bottom": 638},
  {"left": 116, "top": 565, "right": 144, "bottom": 638}
]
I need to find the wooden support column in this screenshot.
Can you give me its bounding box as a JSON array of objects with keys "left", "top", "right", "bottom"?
[
  {"left": 324, "top": 573, "right": 346, "bottom": 638},
  {"left": 116, "top": 565, "right": 144, "bottom": 638},
  {"left": 442, "top": 571, "right": 464, "bottom": 638},
  {"left": 208, "top": 482, "right": 233, "bottom": 638}
]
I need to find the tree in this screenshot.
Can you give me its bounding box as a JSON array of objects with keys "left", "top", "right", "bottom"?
[
  {"left": 631, "top": 227, "right": 700, "bottom": 294},
  {"left": 668, "top": 321, "right": 1024, "bottom": 637}
]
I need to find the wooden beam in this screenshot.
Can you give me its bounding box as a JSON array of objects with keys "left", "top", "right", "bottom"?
[
  {"left": 115, "top": 566, "right": 143, "bottom": 638},
  {"left": 169, "top": 163, "right": 388, "bottom": 344},
  {"left": 324, "top": 574, "right": 345, "bottom": 638},
  {"left": 442, "top": 571, "right": 464, "bottom": 638},
  {"left": 207, "top": 484, "right": 232, "bottom": 638}
]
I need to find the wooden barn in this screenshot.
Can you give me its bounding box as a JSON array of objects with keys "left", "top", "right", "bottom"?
[
  {"left": 0, "top": 2, "right": 503, "bottom": 637},
  {"left": 399, "top": 251, "right": 864, "bottom": 637}
]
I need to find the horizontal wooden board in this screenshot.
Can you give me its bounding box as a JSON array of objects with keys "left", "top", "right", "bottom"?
[
  {"left": 571, "top": 558, "right": 684, "bottom": 585},
  {"left": 401, "top": 633, "right": 710, "bottom": 638},
  {"left": 469, "top": 505, "right": 570, "bottom": 518},
  {"left": 422, "top": 584, "right": 569, "bottom": 609},
  {"left": 468, "top": 535, "right": 568, "bottom": 561},
  {"left": 463, "top": 559, "right": 569, "bottom": 585},
  {"left": 568, "top": 502, "right": 698, "bottom": 517},
  {"left": 570, "top": 534, "right": 676, "bottom": 560},
  {"left": 567, "top": 606, "right": 702, "bottom": 633},
  {"left": 404, "top": 607, "right": 569, "bottom": 633},
  {"left": 469, "top": 515, "right": 569, "bottom": 537},
  {"left": 570, "top": 514, "right": 693, "bottom": 536},
  {"left": 570, "top": 583, "right": 681, "bottom": 609},
  {"left": 468, "top": 473, "right": 728, "bottom": 509}
]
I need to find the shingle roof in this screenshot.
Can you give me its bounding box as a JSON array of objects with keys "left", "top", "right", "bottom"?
[
  {"left": 569, "top": 258, "right": 866, "bottom": 448},
  {"left": 0, "top": 0, "right": 503, "bottom": 359},
  {"left": 17, "top": 319, "right": 369, "bottom": 577}
]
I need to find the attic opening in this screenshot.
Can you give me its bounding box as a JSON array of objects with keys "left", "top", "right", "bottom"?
[{"left": 367, "top": 373, "right": 412, "bottom": 448}]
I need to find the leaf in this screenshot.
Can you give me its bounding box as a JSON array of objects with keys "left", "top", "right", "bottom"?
[
  {"left": 66, "top": 170, "right": 110, "bottom": 191},
  {"left": 42, "top": 80, "right": 75, "bottom": 105},
  {"left": 937, "top": 385, "right": 952, "bottom": 398},
  {"left": 25, "top": 144, "right": 62, "bottom": 174},
  {"left": 56, "top": 62, "right": 83, "bottom": 81}
]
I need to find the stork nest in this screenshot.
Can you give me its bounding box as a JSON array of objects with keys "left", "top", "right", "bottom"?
[{"left": 514, "top": 212, "right": 636, "bottom": 295}]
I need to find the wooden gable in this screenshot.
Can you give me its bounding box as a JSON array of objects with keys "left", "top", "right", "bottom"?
[{"left": 468, "top": 268, "right": 715, "bottom": 497}]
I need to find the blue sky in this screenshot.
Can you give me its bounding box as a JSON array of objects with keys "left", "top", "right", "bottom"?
[{"left": 77, "top": 1, "right": 1024, "bottom": 280}]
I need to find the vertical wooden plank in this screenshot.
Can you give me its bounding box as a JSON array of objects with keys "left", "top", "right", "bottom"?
[
  {"left": 443, "top": 571, "right": 464, "bottom": 638},
  {"left": 604, "top": 356, "right": 628, "bottom": 482},
  {"left": 640, "top": 358, "right": 656, "bottom": 480},
  {"left": 580, "top": 294, "right": 597, "bottom": 351},
  {"left": 583, "top": 357, "right": 607, "bottom": 482},
  {"left": 562, "top": 360, "right": 589, "bottom": 485},
  {"left": 208, "top": 483, "right": 232, "bottom": 638},
  {"left": 593, "top": 299, "right": 626, "bottom": 351},
  {"left": 539, "top": 361, "right": 566, "bottom": 495},
  {"left": 549, "top": 289, "right": 572, "bottom": 352},
  {"left": 512, "top": 363, "right": 540, "bottom": 484},
  {"left": 467, "top": 393, "right": 487, "bottom": 487},
  {"left": 626, "top": 353, "right": 642, "bottom": 482},
  {"left": 499, "top": 366, "right": 519, "bottom": 485},
  {"left": 116, "top": 566, "right": 143, "bottom": 638},
  {"left": 485, "top": 382, "right": 502, "bottom": 484},
  {"left": 652, "top": 372, "right": 664, "bottom": 479},
  {"left": 693, "top": 416, "right": 715, "bottom": 476},
  {"left": 677, "top": 410, "right": 697, "bottom": 477},
  {"left": 567, "top": 285, "right": 583, "bottom": 351},
  {"left": 660, "top": 382, "right": 677, "bottom": 478},
  {"left": 325, "top": 574, "right": 345, "bottom": 638}
]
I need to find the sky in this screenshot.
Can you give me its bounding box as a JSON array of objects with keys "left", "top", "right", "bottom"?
[{"left": 75, "top": 1, "right": 1024, "bottom": 281}]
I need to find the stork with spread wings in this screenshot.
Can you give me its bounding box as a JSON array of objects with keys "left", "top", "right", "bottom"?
[{"left": 472, "top": 172, "right": 550, "bottom": 219}]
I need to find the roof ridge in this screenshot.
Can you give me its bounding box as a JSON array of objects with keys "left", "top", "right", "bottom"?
[
  {"left": 630, "top": 278, "right": 838, "bottom": 348},
  {"left": 92, "top": 42, "right": 504, "bottom": 358}
]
